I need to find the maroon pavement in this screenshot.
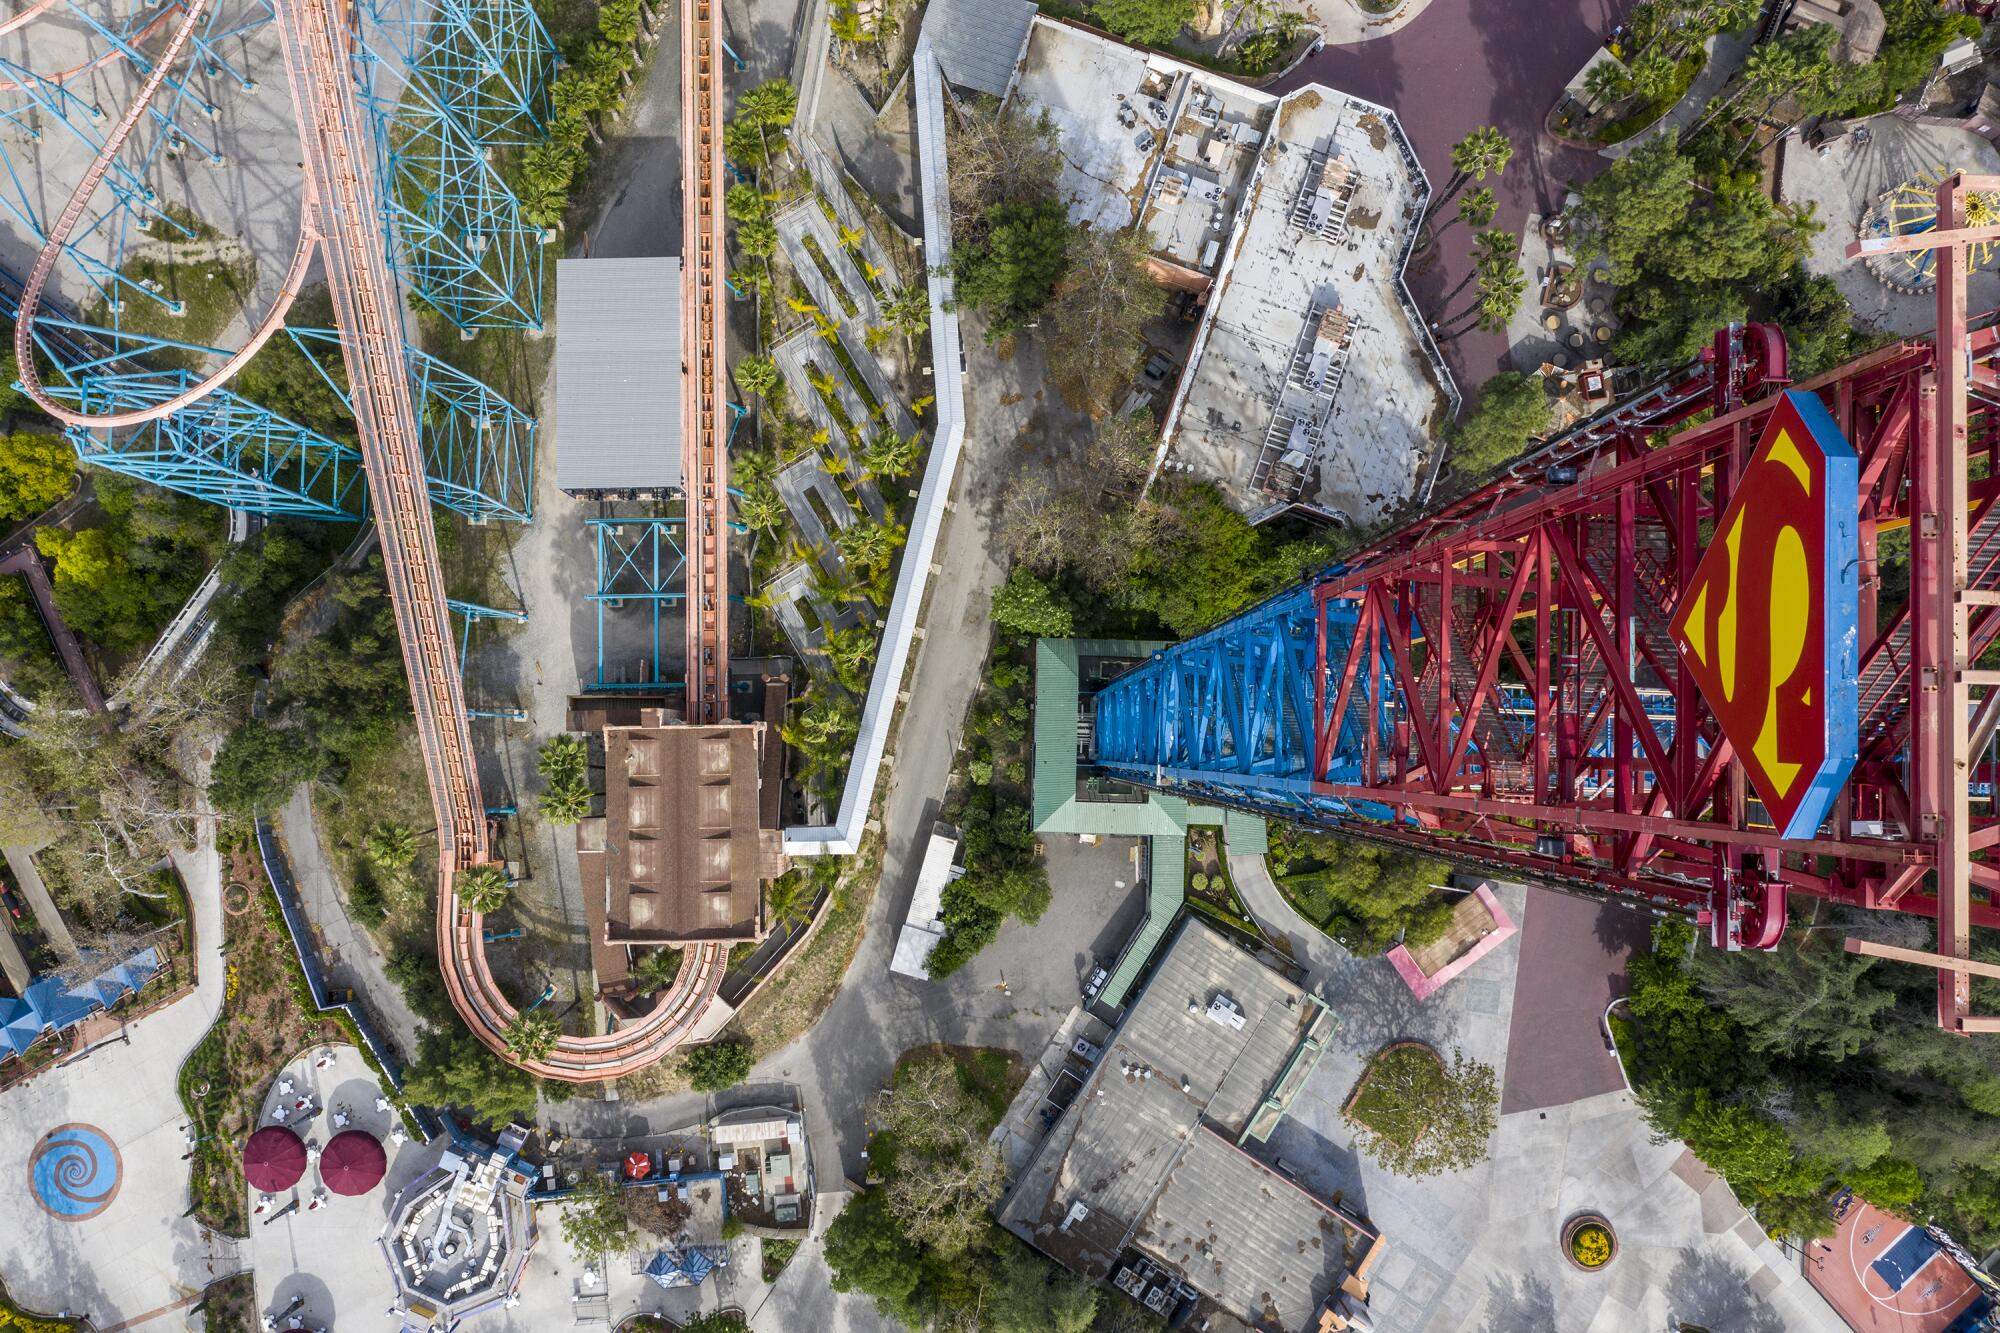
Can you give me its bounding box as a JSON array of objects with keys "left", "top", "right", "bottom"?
[
  {"left": 1499, "top": 885, "right": 1654, "bottom": 1114},
  {"left": 1276, "top": 0, "right": 1640, "bottom": 396}
]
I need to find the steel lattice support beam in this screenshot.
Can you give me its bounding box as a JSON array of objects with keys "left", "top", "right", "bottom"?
[
  {"left": 353, "top": 0, "right": 552, "bottom": 331},
  {"left": 588, "top": 517, "right": 684, "bottom": 690},
  {"left": 1093, "top": 177, "right": 2000, "bottom": 1031}
]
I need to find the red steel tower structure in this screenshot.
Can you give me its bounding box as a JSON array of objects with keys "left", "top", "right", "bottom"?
[{"left": 1095, "top": 175, "right": 2000, "bottom": 1032}]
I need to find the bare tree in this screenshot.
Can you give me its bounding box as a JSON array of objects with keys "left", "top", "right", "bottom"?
[
  {"left": 878, "top": 1055, "right": 1007, "bottom": 1256},
  {"left": 993, "top": 476, "right": 1089, "bottom": 575},
  {"left": 1043, "top": 228, "right": 1165, "bottom": 418},
  {"left": 945, "top": 101, "right": 1063, "bottom": 228},
  {"left": 1082, "top": 409, "right": 1161, "bottom": 495}
]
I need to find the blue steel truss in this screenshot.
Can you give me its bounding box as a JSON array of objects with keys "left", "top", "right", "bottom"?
[
  {"left": 289, "top": 328, "right": 536, "bottom": 520},
  {"left": 56, "top": 370, "right": 363, "bottom": 518},
  {"left": 587, "top": 518, "right": 684, "bottom": 690},
  {"left": 1091, "top": 578, "right": 1400, "bottom": 824},
  {"left": 0, "top": 0, "right": 274, "bottom": 326},
  {"left": 449, "top": 599, "right": 528, "bottom": 719},
  {"left": 353, "top": 0, "right": 556, "bottom": 331},
  {"left": 1090, "top": 576, "right": 1705, "bottom": 827},
  {"left": 7, "top": 305, "right": 534, "bottom": 519}
]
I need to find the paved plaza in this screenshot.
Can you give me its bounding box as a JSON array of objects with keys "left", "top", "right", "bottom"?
[
  {"left": 0, "top": 840, "right": 232, "bottom": 1332},
  {"left": 1220, "top": 870, "right": 1844, "bottom": 1332}
]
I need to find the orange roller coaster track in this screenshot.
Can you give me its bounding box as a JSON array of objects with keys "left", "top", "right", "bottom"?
[
  {"left": 682, "top": 0, "right": 730, "bottom": 722},
  {"left": 15, "top": 0, "right": 727, "bottom": 1080}
]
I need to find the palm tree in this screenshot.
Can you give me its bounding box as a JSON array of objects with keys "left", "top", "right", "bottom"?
[
  {"left": 1438, "top": 260, "right": 1527, "bottom": 341},
  {"left": 364, "top": 822, "right": 418, "bottom": 873},
  {"left": 1430, "top": 126, "right": 1513, "bottom": 220},
  {"left": 539, "top": 783, "right": 591, "bottom": 825},
  {"left": 1582, "top": 60, "right": 1634, "bottom": 112},
  {"left": 456, "top": 863, "right": 510, "bottom": 914},
  {"left": 824, "top": 623, "right": 877, "bottom": 692},
  {"left": 1435, "top": 229, "right": 1516, "bottom": 312},
  {"left": 537, "top": 734, "right": 588, "bottom": 785},
  {"left": 1628, "top": 48, "right": 1676, "bottom": 103},
  {"left": 735, "top": 355, "right": 784, "bottom": 402},
  {"left": 880, "top": 283, "right": 931, "bottom": 344},
  {"left": 1426, "top": 188, "right": 1497, "bottom": 252},
  {"left": 763, "top": 871, "right": 813, "bottom": 931},
  {"left": 633, "top": 946, "right": 682, "bottom": 993},
  {"left": 738, "top": 78, "right": 798, "bottom": 165},
  {"left": 504, "top": 1010, "right": 559, "bottom": 1064},
  {"left": 860, "top": 428, "right": 923, "bottom": 481}
]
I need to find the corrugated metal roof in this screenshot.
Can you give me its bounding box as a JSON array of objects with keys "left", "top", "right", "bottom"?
[
  {"left": 555, "top": 257, "right": 684, "bottom": 495},
  {"left": 925, "top": 0, "right": 1036, "bottom": 98}
]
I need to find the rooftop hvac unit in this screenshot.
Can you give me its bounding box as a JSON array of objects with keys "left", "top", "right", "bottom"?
[
  {"left": 1145, "top": 1285, "right": 1172, "bottom": 1313},
  {"left": 1307, "top": 189, "right": 1335, "bottom": 233},
  {"left": 1207, "top": 993, "right": 1247, "bottom": 1030},
  {"left": 1060, "top": 1200, "right": 1090, "bottom": 1233}
]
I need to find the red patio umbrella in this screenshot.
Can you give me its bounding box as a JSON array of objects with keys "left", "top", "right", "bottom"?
[
  {"left": 320, "top": 1130, "right": 387, "bottom": 1196},
  {"left": 243, "top": 1125, "right": 307, "bottom": 1193},
  {"left": 623, "top": 1150, "right": 652, "bottom": 1180}
]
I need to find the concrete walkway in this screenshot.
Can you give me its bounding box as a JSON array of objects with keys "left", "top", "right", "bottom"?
[
  {"left": 6, "top": 843, "right": 79, "bottom": 963},
  {"left": 1600, "top": 30, "right": 1755, "bottom": 161},
  {"left": 275, "top": 787, "right": 426, "bottom": 1060},
  {"left": 1309, "top": 0, "right": 1438, "bottom": 44},
  {"left": 0, "top": 830, "right": 241, "bottom": 1330},
  {"left": 1228, "top": 850, "right": 1353, "bottom": 977}
]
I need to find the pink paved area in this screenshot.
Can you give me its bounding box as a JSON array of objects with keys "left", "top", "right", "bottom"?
[
  {"left": 1806, "top": 1202, "right": 1985, "bottom": 1333},
  {"left": 1386, "top": 883, "right": 1517, "bottom": 999},
  {"left": 1275, "top": 0, "right": 1640, "bottom": 394},
  {"left": 1499, "top": 885, "right": 1654, "bottom": 1114}
]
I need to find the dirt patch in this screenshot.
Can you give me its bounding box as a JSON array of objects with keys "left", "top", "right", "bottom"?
[
  {"left": 1350, "top": 207, "right": 1382, "bottom": 231},
  {"left": 1357, "top": 113, "right": 1388, "bottom": 152}
]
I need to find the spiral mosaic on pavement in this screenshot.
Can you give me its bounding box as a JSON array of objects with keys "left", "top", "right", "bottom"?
[{"left": 29, "top": 1123, "right": 122, "bottom": 1220}]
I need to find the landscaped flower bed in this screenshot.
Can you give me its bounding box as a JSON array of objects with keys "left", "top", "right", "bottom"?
[{"left": 1562, "top": 1212, "right": 1617, "bottom": 1272}]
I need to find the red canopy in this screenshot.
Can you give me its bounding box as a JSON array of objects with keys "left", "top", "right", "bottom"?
[
  {"left": 243, "top": 1125, "right": 307, "bottom": 1193},
  {"left": 320, "top": 1130, "right": 387, "bottom": 1196},
  {"left": 623, "top": 1150, "right": 652, "bottom": 1180}
]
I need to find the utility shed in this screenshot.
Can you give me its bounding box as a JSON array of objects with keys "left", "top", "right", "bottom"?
[
  {"left": 925, "top": 0, "right": 1037, "bottom": 99},
  {"left": 556, "top": 256, "right": 684, "bottom": 499}
]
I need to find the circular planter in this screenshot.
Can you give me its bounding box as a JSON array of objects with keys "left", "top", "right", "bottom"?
[{"left": 1562, "top": 1212, "right": 1617, "bottom": 1272}]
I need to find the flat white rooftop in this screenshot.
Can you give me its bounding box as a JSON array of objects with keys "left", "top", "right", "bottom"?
[{"left": 1009, "top": 18, "right": 1450, "bottom": 523}]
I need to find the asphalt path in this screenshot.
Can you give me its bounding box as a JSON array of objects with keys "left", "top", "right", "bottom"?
[{"left": 1276, "top": 0, "right": 1641, "bottom": 394}]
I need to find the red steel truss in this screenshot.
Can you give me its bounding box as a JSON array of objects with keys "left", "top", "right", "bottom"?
[{"left": 1307, "top": 175, "right": 2000, "bottom": 1032}]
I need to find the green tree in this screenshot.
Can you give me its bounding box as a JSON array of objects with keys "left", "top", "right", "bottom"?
[
  {"left": 1688, "top": 931, "right": 1896, "bottom": 1060},
  {"left": 504, "top": 1009, "right": 560, "bottom": 1063},
  {"left": 0, "top": 577, "right": 59, "bottom": 697},
  {"left": 1090, "top": 0, "right": 1196, "bottom": 45},
  {"left": 456, "top": 863, "right": 510, "bottom": 914},
  {"left": 401, "top": 1028, "right": 540, "bottom": 1126},
  {"left": 1351, "top": 1046, "right": 1499, "bottom": 1177},
  {"left": 684, "top": 1036, "right": 754, "bottom": 1091},
  {"left": 990, "top": 567, "right": 1074, "bottom": 638},
  {"left": 0, "top": 433, "right": 74, "bottom": 524},
  {"left": 1448, "top": 372, "right": 1550, "bottom": 481},
  {"left": 739, "top": 77, "right": 798, "bottom": 132},
  {"left": 989, "top": 1245, "right": 1098, "bottom": 1333},
  {"left": 878, "top": 1052, "right": 1008, "bottom": 1254},
  {"left": 824, "top": 1188, "right": 924, "bottom": 1318},
  {"left": 1268, "top": 830, "right": 1453, "bottom": 953},
  {"left": 559, "top": 1170, "right": 631, "bottom": 1259},
  {"left": 736, "top": 213, "right": 780, "bottom": 260},
  {"left": 208, "top": 719, "right": 324, "bottom": 816},
  {"left": 1848, "top": 1157, "right": 1924, "bottom": 1214},
  {"left": 953, "top": 198, "right": 1074, "bottom": 336}
]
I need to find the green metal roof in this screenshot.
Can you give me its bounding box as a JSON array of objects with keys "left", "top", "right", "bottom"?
[
  {"left": 1102, "top": 833, "right": 1185, "bottom": 1008},
  {"left": 1031, "top": 638, "right": 1273, "bottom": 1009}
]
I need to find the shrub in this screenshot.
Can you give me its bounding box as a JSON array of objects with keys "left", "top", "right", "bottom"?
[{"left": 684, "top": 1036, "right": 754, "bottom": 1091}]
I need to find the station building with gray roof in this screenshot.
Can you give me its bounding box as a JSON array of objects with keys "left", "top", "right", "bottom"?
[
  {"left": 997, "top": 918, "right": 1381, "bottom": 1332},
  {"left": 554, "top": 256, "right": 685, "bottom": 500}
]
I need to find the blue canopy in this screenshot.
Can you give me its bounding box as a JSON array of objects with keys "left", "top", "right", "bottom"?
[
  {"left": 0, "top": 947, "right": 165, "bottom": 1061},
  {"left": 643, "top": 1247, "right": 718, "bottom": 1288}
]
